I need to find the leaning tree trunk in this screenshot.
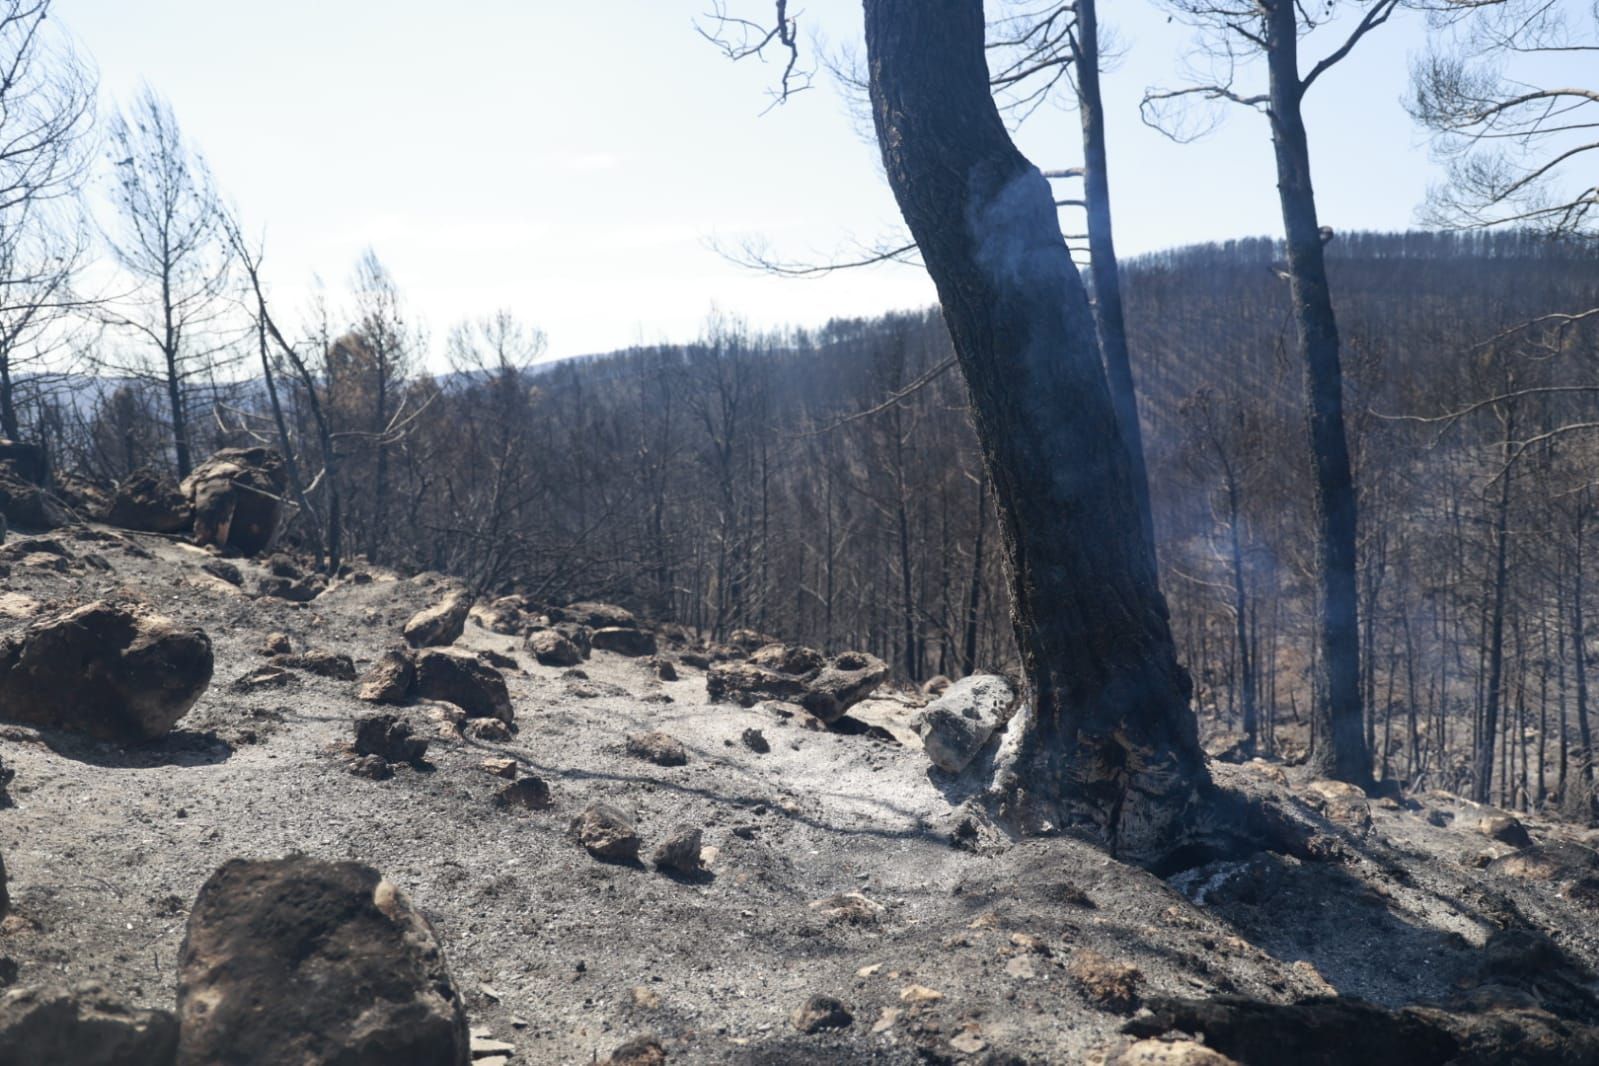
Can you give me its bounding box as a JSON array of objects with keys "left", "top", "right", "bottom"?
[
  {"left": 1265, "top": 0, "right": 1369, "bottom": 785},
  {"left": 1075, "top": 0, "right": 1155, "bottom": 556},
  {"left": 864, "top": 0, "right": 1211, "bottom": 866}
]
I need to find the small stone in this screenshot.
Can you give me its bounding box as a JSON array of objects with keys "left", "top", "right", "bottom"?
[
  {"left": 604, "top": 1036, "right": 666, "bottom": 1065},
  {"left": 651, "top": 826, "right": 703, "bottom": 874},
  {"left": 1115, "top": 1039, "right": 1241, "bottom": 1065},
  {"left": 626, "top": 731, "right": 688, "bottom": 767},
  {"left": 899, "top": 984, "right": 943, "bottom": 1005},
  {"left": 571, "top": 802, "right": 640, "bottom": 862},
  {"left": 1070, "top": 949, "right": 1143, "bottom": 1014},
  {"left": 629, "top": 986, "right": 662, "bottom": 1010},
  {"left": 349, "top": 754, "right": 392, "bottom": 780},
  {"left": 740, "top": 728, "right": 770, "bottom": 754},
  {"left": 481, "top": 756, "right": 517, "bottom": 779},
  {"left": 808, "top": 892, "right": 884, "bottom": 924},
  {"left": 870, "top": 1007, "right": 900, "bottom": 1034},
  {"left": 353, "top": 713, "right": 428, "bottom": 765},
  {"left": 494, "top": 776, "right": 553, "bottom": 812},
  {"left": 464, "top": 718, "right": 512, "bottom": 742},
  {"left": 949, "top": 1027, "right": 986, "bottom": 1054},
  {"left": 262, "top": 632, "right": 292, "bottom": 655},
  {"left": 1004, "top": 955, "right": 1037, "bottom": 979},
  {"left": 791, "top": 994, "right": 852, "bottom": 1034},
  {"left": 470, "top": 1033, "right": 516, "bottom": 1055}
]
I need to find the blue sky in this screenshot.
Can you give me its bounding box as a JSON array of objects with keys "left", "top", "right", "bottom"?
[{"left": 60, "top": 1, "right": 1452, "bottom": 362}]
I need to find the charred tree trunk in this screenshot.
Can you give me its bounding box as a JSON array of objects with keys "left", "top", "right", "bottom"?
[
  {"left": 864, "top": 0, "right": 1212, "bottom": 865},
  {"left": 1264, "top": 0, "right": 1368, "bottom": 785},
  {"left": 1473, "top": 404, "right": 1515, "bottom": 804},
  {"left": 962, "top": 473, "right": 987, "bottom": 676}
]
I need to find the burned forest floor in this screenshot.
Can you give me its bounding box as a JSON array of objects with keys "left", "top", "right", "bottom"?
[{"left": 2, "top": 524, "right": 1599, "bottom": 1064}]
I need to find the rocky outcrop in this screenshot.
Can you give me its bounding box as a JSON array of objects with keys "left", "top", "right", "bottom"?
[
  {"left": 914, "top": 674, "right": 1018, "bottom": 773},
  {"left": 0, "top": 983, "right": 178, "bottom": 1066},
  {"left": 706, "top": 661, "right": 810, "bottom": 706},
  {"left": 181, "top": 447, "right": 287, "bottom": 556},
  {"left": 707, "top": 647, "right": 888, "bottom": 724},
  {"left": 0, "top": 602, "right": 213, "bottom": 742},
  {"left": 105, "top": 469, "right": 191, "bottom": 533},
  {"left": 176, "top": 856, "right": 470, "bottom": 1065},
  {"left": 403, "top": 593, "right": 470, "bottom": 648}
]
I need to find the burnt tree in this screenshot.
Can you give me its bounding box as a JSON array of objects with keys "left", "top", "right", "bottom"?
[{"left": 863, "top": 0, "right": 1213, "bottom": 864}]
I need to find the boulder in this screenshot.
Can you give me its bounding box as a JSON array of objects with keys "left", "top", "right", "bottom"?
[
  {"left": 471, "top": 596, "right": 532, "bottom": 635},
  {"left": 915, "top": 674, "right": 1018, "bottom": 773},
  {"left": 1478, "top": 814, "right": 1534, "bottom": 848},
  {"left": 105, "top": 469, "right": 191, "bottom": 533},
  {"left": 605, "top": 1036, "right": 668, "bottom": 1066},
  {"left": 358, "top": 649, "right": 415, "bottom": 704},
  {"left": 0, "top": 983, "right": 178, "bottom": 1066},
  {"left": 0, "top": 601, "right": 212, "bottom": 742},
  {"left": 706, "top": 661, "right": 809, "bottom": 706},
  {"left": 0, "top": 439, "right": 44, "bottom": 485},
  {"left": 181, "top": 447, "right": 287, "bottom": 556},
  {"left": 571, "top": 802, "right": 640, "bottom": 862},
  {"left": 403, "top": 593, "right": 470, "bottom": 649},
  {"left": 526, "top": 629, "right": 582, "bottom": 667},
  {"left": 176, "top": 857, "right": 470, "bottom": 1066},
  {"left": 728, "top": 627, "right": 778, "bottom": 653},
  {"left": 626, "top": 731, "right": 688, "bottom": 767},
  {"left": 801, "top": 651, "right": 889, "bottom": 723},
  {"left": 555, "top": 601, "right": 636, "bottom": 629},
  {"left": 592, "top": 626, "right": 657, "bottom": 657},
  {"left": 412, "top": 649, "right": 512, "bottom": 722},
  {"left": 354, "top": 714, "right": 429, "bottom": 765},
  {"left": 553, "top": 622, "right": 594, "bottom": 658},
  {"left": 0, "top": 461, "right": 59, "bottom": 531},
  {"left": 749, "top": 642, "right": 825, "bottom": 676}
]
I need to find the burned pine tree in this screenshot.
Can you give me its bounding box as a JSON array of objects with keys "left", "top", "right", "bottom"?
[{"left": 862, "top": 0, "right": 1217, "bottom": 865}]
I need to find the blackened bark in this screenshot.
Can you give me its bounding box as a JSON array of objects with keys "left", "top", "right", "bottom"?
[
  {"left": 864, "top": 0, "right": 1210, "bottom": 864},
  {"left": 1264, "top": 0, "right": 1369, "bottom": 784},
  {"left": 1075, "top": 0, "right": 1155, "bottom": 556},
  {"left": 1473, "top": 405, "right": 1515, "bottom": 803}
]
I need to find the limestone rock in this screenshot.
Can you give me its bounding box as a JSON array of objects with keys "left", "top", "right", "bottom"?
[
  {"left": 176, "top": 856, "right": 469, "bottom": 1065},
  {"left": 403, "top": 593, "right": 470, "bottom": 649},
  {"left": 358, "top": 648, "right": 416, "bottom": 705},
  {"left": 791, "top": 994, "right": 852, "bottom": 1034},
  {"left": 571, "top": 802, "right": 640, "bottom": 862},
  {"left": 0, "top": 601, "right": 212, "bottom": 742},
  {"left": 413, "top": 649, "right": 512, "bottom": 722},
  {"left": 749, "top": 642, "right": 825, "bottom": 676},
  {"left": 0, "top": 983, "right": 178, "bottom": 1066},
  {"left": 105, "top": 469, "right": 191, "bottom": 533},
  {"left": 494, "top": 776, "right": 553, "bottom": 812},
  {"left": 626, "top": 731, "right": 688, "bottom": 767},
  {"left": 915, "top": 674, "right": 1018, "bottom": 773},
  {"left": 652, "top": 825, "right": 703, "bottom": 873},
  {"left": 592, "top": 626, "right": 657, "bottom": 657},
  {"left": 353, "top": 713, "right": 428, "bottom": 765},
  {"left": 801, "top": 651, "right": 889, "bottom": 723},
  {"left": 1478, "top": 814, "right": 1533, "bottom": 848},
  {"left": 272, "top": 650, "right": 357, "bottom": 681},
  {"left": 526, "top": 629, "right": 582, "bottom": 667},
  {"left": 181, "top": 447, "right": 286, "bottom": 556}
]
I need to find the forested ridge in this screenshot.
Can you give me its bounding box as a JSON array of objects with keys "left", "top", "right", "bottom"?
[{"left": 22, "top": 227, "right": 1591, "bottom": 810}]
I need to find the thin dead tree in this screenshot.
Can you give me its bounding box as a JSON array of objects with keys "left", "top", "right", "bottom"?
[
  {"left": 1143, "top": 0, "right": 1404, "bottom": 785},
  {"left": 102, "top": 86, "right": 236, "bottom": 478}
]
